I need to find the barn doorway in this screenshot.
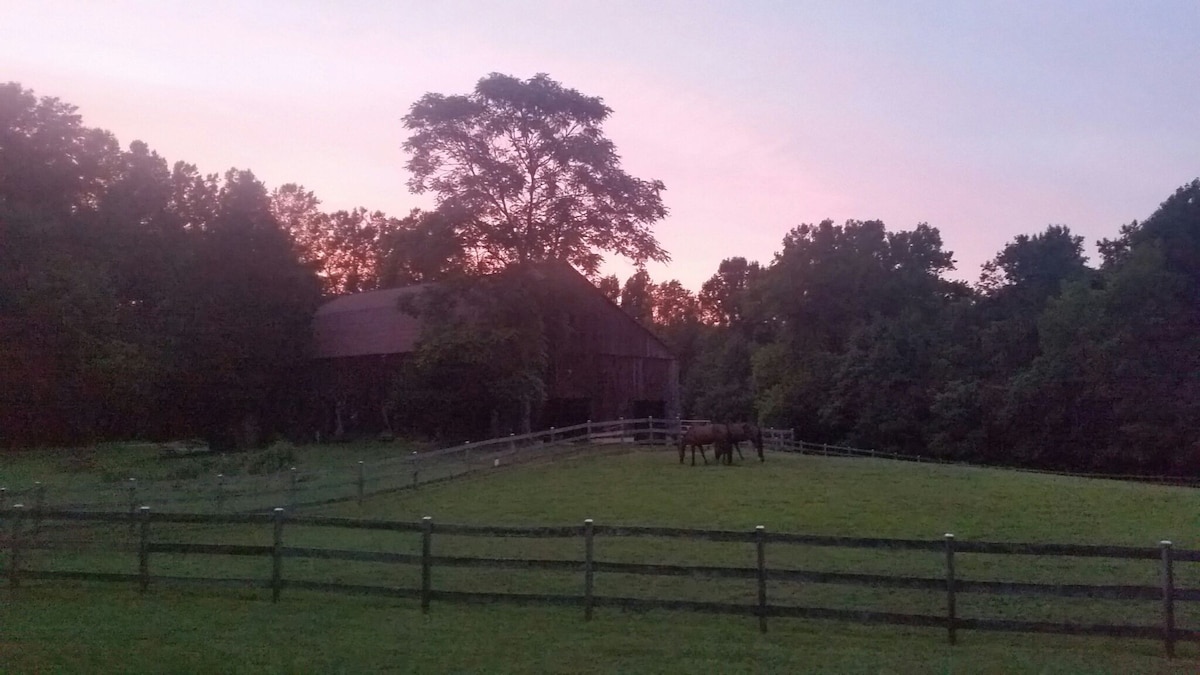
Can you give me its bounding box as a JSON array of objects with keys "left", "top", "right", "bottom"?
[
  {"left": 631, "top": 399, "right": 666, "bottom": 419},
  {"left": 542, "top": 397, "right": 592, "bottom": 432}
]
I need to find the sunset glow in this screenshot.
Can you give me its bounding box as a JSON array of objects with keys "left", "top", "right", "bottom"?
[{"left": 5, "top": 0, "right": 1198, "bottom": 289}]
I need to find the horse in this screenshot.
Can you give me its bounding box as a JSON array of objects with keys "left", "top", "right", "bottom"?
[
  {"left": 727, "top": 422, "right": 765, "bottom": 462},
  {"left": 679, "top": 423, "right": 732, "bottom": 466}
]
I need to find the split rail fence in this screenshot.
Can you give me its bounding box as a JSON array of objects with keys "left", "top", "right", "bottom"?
[
  {"left": 777, "top": 439, "right": 1200, "bottom": 488},
  {"left": 2, "top": 419, "right": 793, "bottom": 516},
  {"left": 4, "top": 506, "right": 1197, "bottom": 657}
]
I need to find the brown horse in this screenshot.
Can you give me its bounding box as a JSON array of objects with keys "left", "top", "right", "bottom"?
[
  {"left": 679, "top": 423, "right": 732, "bottom": 466},
  {"left": 727, "top": 422, "right": 765, "bottom": 462}
]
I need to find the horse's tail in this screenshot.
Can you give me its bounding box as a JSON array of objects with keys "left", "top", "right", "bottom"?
[{"left": 678, "top": 432, "right": 685, "bottom": 463}]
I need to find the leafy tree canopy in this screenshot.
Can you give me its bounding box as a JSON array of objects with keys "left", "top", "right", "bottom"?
[{"left": 403, "top": 73, "right": 669, "bottom": 276}]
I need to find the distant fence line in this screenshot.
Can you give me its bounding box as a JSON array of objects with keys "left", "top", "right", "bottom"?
[
  {"left": 0, "top": 419, "right": 794, "bottom": 516},
  {"left": 776, "top": 439, "right": 1200, "bottom": 488},
  {"left": 4, "top": 507, "right": 1197, "bottom": 658}
]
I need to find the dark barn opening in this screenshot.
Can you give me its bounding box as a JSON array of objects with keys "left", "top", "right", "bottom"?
[{"left": 542, "top": 397, "right": 592, "bottom": 430}]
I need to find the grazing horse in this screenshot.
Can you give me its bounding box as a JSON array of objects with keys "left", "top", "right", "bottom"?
[
  {"left": 679, "top": 423, "right": 732, "bottom": 466},
  {"left": 727, "top": 422, "right": 765, "bottom": 462}
]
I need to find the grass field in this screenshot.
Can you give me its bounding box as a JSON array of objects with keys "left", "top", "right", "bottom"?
[{"left": 6, "top": 447, "right": 1200, "bottom": 673}]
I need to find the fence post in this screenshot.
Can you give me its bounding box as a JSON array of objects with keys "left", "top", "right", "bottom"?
[
  {"left": 756, "top": 525, "right": 768, "bottom": 633},
  {"left": 272, "top": 507, "right": 285, "bottom": 603},
  {"left": 619, "top": 417, "right": 625, "bottom": 441},
  {"left": 138, "top": 506, "right": 151, "bottom": 593},
  {"left": 421, "top": 516, "right": 433, "bottom": 613},
  {"left": 945, "top": 533, "right": 957, "bottom": 645},
  {"left": 1161, "top": 540, "right": 1176, "bottom": 658},
  {"left": 289, "top": 467, "right": 298, "bottom": 511},
  {"left": 586, "top": 420, "right": 592, "bottom": 441},
  {"left": 9, "top": 504, "right": 24, "bottom": 592},
  {"left": 127, "top": 478, "right": 137, "bottom": 534},
  {"left": 464, "top": 442, "right": 471, "bottom": 466},
  {"left": 584, "top": 519, "right": 595, "bottom": 620},
  {"left": 412, "top": 452, "right": 420, "bottom": 490},
  {"left": 0, "top": 487, "right": 6, "bottom": 511},
  {"left": 215, "top": 474, "right": 225, "bottom": 513},
  {"left": 356, "top": 461, "right": 365, "bottom": 506}
]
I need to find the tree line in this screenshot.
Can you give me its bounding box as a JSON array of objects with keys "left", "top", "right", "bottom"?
[
  {"left": 614, "top": 199, "right": 1200, "bottom": 476},
  {"left": 3, "top": 77, "right": 1198, "bottom": 476}
]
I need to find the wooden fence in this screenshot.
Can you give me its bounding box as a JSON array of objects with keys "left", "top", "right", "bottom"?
[
  {"left": 777, "top": 439, "right": 1200, "bottom": 488},
  {"left": 2, "top": 419, "right": 793, "bottom": 516},
  {"left": 4, "top": 506, "right": 1197, "bottom": 657}
]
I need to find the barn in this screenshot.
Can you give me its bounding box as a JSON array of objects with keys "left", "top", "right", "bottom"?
[{"left": 310, "top": 263, "right": 679, "bottom": 438}]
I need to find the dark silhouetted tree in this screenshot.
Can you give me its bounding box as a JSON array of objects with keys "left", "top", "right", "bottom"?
[{"left": 403, "top": 73, "right": 669, "bottom": 276}]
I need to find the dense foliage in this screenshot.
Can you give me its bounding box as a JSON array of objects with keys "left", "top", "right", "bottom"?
[
  {"left": 621, "top": 189, "right": 1200, "bottom": 476},
  {"left": 5, "top": 77, "right": 1198, "bottom": 475},
  {"left": 0, "top": 83, "right": 321, "bottom": 448}
]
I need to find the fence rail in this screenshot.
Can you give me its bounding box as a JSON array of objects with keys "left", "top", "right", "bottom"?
[
  {"left": 4, "top": 507, "right": 1196, "bottom": 657},
  {"left": 3, "top": 419, "right": 793, "bottom": 516},
  {"left": 776, "top": 439, "right": 1200, "bottom": 487}
]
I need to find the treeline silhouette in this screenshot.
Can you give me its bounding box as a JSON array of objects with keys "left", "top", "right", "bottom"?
[
  {"left": 620, "top": 196, "right": 1200, "bottom": 477},
  {"left": 3, "top": 81, "right": 1198, "bottom": 476}
]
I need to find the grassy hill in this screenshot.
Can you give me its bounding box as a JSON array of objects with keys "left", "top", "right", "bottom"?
[{"left": 5, "top": 447, "right": 1200, "bottom": 672}]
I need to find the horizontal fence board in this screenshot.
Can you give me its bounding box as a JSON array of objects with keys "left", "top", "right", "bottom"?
[
  {"left": 956, "top": 541, "right": 1159, "bottom": 560},
  {"left": 287, "top": 516, "right": 423, "bottom": 532},
  {"left": 435, "top": 523, "right": 583, "bottom": 538},
  {"left": 593, "top": 561, "right": 757, "bottom": 579},
  {"left": 23, "top": 541, "right": 138, "bottom": 554},
  {"left": 955, "top": 579, "right": 1162, "bottom": 600},
  {"left": 593, "top": 525, "right": 753, "bottom": 542},
  {"left": 148, "top": 513, "right": 276, "bottom": 526},
  {"left": 284, "top": 580, "right": 422, "bottom": 599},
  {"left": 592, "top": 595, "right": 758, "bottom": 616},
  {"left": 19, "top": 570, "right": 140, "bottom": 584},
  {"left": 281, "top": 547, "right": 421, "bottom": 565},
  {"left": 151, "top": 575, "right": 271, "bottom": 590},
  {"left": 771, "top": 568, "right": 944, "bottom": 591},
  {"left": 432, "top": 590, "right": 583, "bottom": 608},
  {"left": 36, "top": 510, "right": 135, "bottom": 524},
  {"left": 148, "top": 543, "right": 273, "bottom": 557},
  {"left": 432, "top": 555, "right": 580, "bottom": 572},
  {"left": 769, "top": 604, "right": 947, "bottom": 628},
  {"left": 956, "top": 617, "right": 1161, "bottom": 639},
  {"left": 766, "top": 532, "right": 942, "bottom": 551}
]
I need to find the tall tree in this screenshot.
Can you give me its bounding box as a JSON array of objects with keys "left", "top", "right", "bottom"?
[
  {"left": 402, "top": 73, "right": 669, "bottom": 276},
  {"left": 594, "top": 274, "right": 621, "bottom": 303},
  {"left": 619, "top": 268, "right": 655, "bottom": 326},
  {"left": 698, "top": 257, "right": 764, "bottom": 328}
]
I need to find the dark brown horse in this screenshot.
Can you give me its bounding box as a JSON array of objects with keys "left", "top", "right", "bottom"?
[
  {"left": 679, "top": 423, "right": 732, "bottom": 466},
  {"left": 727, "top": 422, "right": 765, "bottom": 462}
]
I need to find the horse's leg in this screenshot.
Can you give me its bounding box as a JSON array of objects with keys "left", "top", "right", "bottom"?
[
  {"left": 734, "top": 442, "right": 745, "bottom": 462},
  {"left": 700, "top": 445, "right": 709, "bottom": 465}
]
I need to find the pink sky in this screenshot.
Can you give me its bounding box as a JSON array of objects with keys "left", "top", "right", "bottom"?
[{"left": 5, "top": 1, "right": 1198, "bottom": 291}]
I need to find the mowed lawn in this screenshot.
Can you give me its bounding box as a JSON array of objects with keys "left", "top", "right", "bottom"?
[{"left": 6, "top": 448, "right": 1200, "bottom": 673}]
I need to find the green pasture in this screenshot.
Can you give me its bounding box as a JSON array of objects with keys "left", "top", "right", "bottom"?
[{"left": 6, "top": 447, "right": 1200, "bottom": 672}]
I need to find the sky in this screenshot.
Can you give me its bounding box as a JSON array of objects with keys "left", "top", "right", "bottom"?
[{"left": 4, "top": 0, "right": 1199, "bottom": 291}]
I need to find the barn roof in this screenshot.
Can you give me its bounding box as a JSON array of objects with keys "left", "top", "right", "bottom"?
[
  {"left": 312, "top": 263, "right": 674, "bottom": 360},
  {"left": 313, "top": 284, "right": 430, "bottom": 358}
]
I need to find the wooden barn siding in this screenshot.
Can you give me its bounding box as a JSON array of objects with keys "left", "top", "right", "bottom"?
[
  {"left": 549, "top": 353, "right": 675, "bottom": 421},
  {"left": 546, "top": 281, "right": 679, "bottom": 420}
]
